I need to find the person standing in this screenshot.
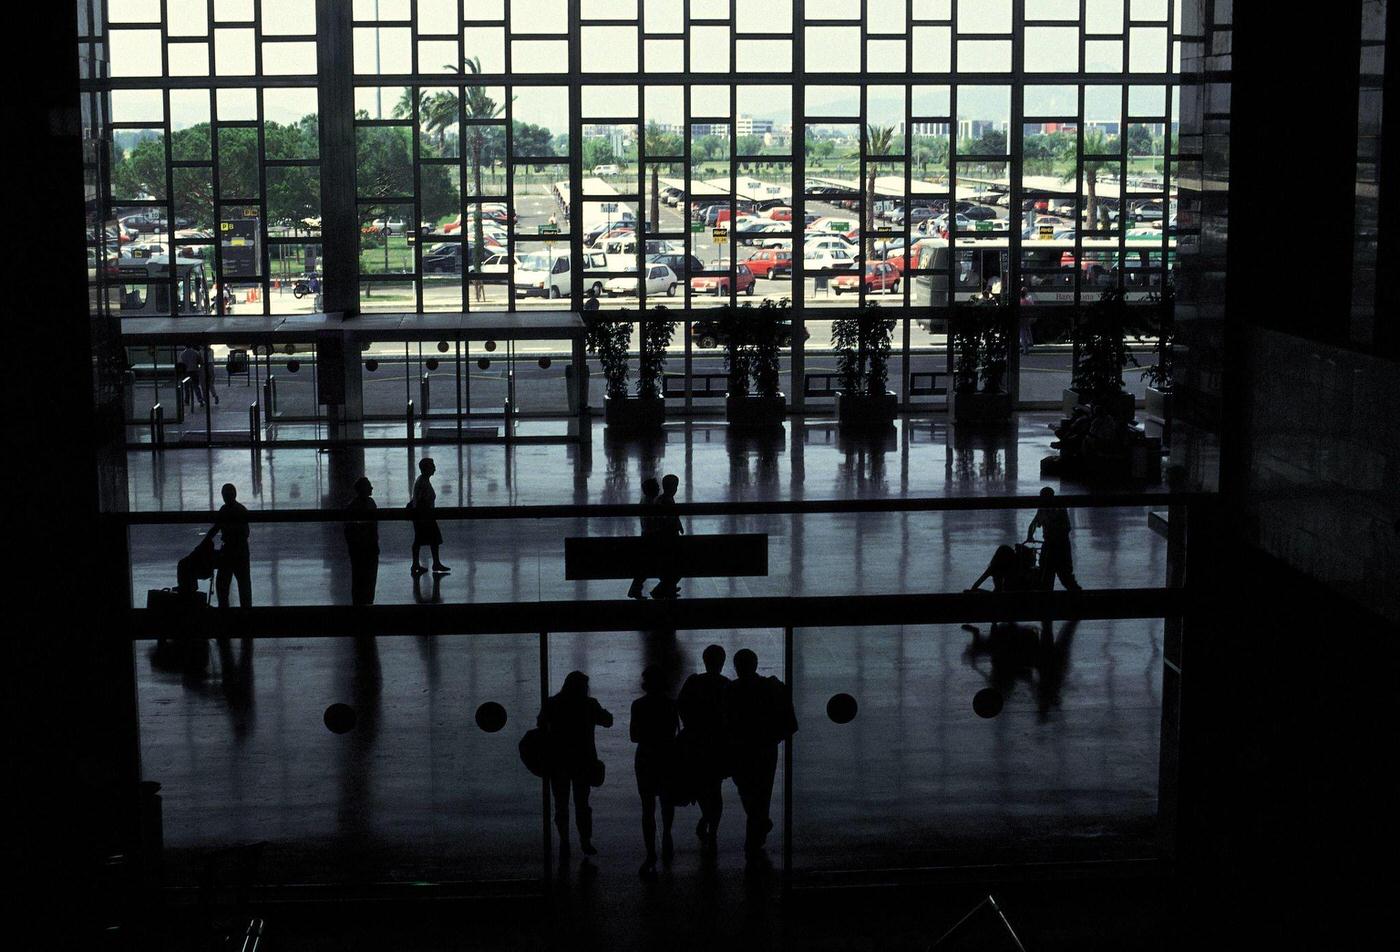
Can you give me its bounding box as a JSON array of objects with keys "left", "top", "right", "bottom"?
[
  {"left": 627, "top": 477, "right": 662, "bottom": 600},
  {"left": 344, "top": 476, "right": 379, "bottom": 606},
  {"left": 539, "top": 671, "right": 614, "bottom": 857},
  {"left": 725, "top": 649, "right": 797, "bottom": 856},
  {"left": 208, "top": 483, "right": 251, "bottom": 608},
  {"left": 1026, "top": 486, "right": 1083, "bottom": 591},
  {"left": 677, "top": 644, "right": 731, "bottom": 849},
  {"left": 409, "top": 457, "right": 450, "bottom": 576},
  {"left": 630, "top": 665, "right": 679, "bottom": 877},
  {"left": 650, "top": 473, "right": 683, "bottom": 599}
]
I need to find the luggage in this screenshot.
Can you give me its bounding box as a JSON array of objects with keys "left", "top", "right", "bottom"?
[
  {"left": 518, "top": 727, "right": 550, "bottom": 778},
  {"left": 146, "top": 587, "right": 207, "bottom": 610}
]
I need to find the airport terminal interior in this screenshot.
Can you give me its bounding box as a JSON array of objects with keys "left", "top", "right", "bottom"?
[{"left": 10, "top": 1, "right": 1398, "bottom": 949}]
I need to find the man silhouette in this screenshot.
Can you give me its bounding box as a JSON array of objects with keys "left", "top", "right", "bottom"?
[
  {"left": 651, "top": 473, "right": 683, "bottom": 599},
  {"left": 725, "top": 648, "right": 797, "bottom": 856},
  {"left": 1026, "top": 486, "right": 1083, "bottom": 592},
  {"left": 677, "top": 644, "right": 731, "bottom": 848},
  {"left": 627, "top": 477, "right": 661, "bottom": 600},
  {"left": 344, "top": 476, "right": 379, "bottom": 605},
  {"left": 209, "top": 483, "right": 251, "bottom": 608}
]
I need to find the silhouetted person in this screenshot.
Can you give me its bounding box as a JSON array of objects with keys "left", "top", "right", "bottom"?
[
  {"left": 678, "top": 644, "right": 731, "bottom": 848},
  {"left": 1026, "top": 487, "right": 1082, "bottom": 591},
  {"left": 344, "top": 476, "right": 379, "bottom": 605},
  {"left": 968, "top": 543, "right": 1039, "bottom": 593},
  {"left": 208, "top": 483, "right": 251, "bottom": 608},
  {"left": 725, "top": 649, "right": 797, "bottom": 856},
  {"left": 410, "top": 457, "right": 450, "bottom": 576},
  {"left": 627, "top": 477, "right": 662, "bottom": 600},
  {"left": 539, "top": 671, "right": 614, "bottom": 857},
  {"left": 651, "top": 473, "right": 683, "bottom": 599},
  {"left": 583, "top": 285, "right": 600, "bottom": 311},
  {"left": 631, "top": 665, "right": 679, "bottom": 877}
]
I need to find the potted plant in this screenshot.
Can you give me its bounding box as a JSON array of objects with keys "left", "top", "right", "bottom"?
[
  {"left": 1140, "top": 283, "right": 1175, "bottom": 429},
  {"left": 949, "top": 297, "right": 1014, "bottom": 425},
  {"left": 584, "top": 308, "right": 635, "bottom": 426},
  {"left": 833, "top": 304, "right": 898, "bottom": 428},
  {"left": 1064, "top": 287, "right": 1136, "bottom": 425},
  {"left": 724, "top": 300, "right": 788, "bottom": 429},
  {"left": 604, "top": 306, "right": 674, "bottom": 431}
]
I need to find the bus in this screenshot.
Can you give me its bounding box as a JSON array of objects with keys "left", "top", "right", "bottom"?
[
  {"left": 109, "top": 255, "right": 213, "bottom": 316},
  {"left": 912, "top": 235, "right": 1177, "bottom": 306}
]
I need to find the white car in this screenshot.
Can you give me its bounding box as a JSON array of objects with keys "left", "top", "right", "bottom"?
[
  {"left": 513, "top": 249, "right": 609, "bottom": 298},
  {"left": 603, "top": 263, "right": 679, "bottom": 298},
  {"left": 805, "top": 235, "right": 857, "bottom": 256},
  {"left": 592, "top": 164, "right": 621, "bottom": 176},
  {"left": 370, "top": 216, "right": 407, "bottom": 235},
  {"left": 804, "top": 247, "right": 858, "bottom": 271},
  {"left": 478, "top": 253, "right": 514, "bottom": 275}
]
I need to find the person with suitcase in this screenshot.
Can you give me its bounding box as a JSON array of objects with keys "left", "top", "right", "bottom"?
[{"left": 209, "top": 483, "right": 252, "bottom": 608}]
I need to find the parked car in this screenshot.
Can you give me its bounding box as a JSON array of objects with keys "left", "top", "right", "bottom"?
[
  {"left": 592, "top": 164, "right": 621, "bottom": 176},
  {"left": 647, "top": 252, "right": 705, "bottom": 277},
  {"left": 744, "top": 248, "right": 794, "bottom": 279},
  {"left": 690, "top": 263, "right": 756, "bottom": 296},
  {"left": 603, "top": 263, "right": 679, "bottom": 298},
  {"left": 833, "top": 262, "right": 901, "bottom": 295},
  {"left": 422, "top": 242, "right": 461, "bottom": 273},
  {"left": 691, "top": 314, "right": 807, "bottom": 350},
  {"left": 514, "top": 250, "right": 609, "bottom": 298},
  {"left": 736, "top": 219, "right": 789, "bottom": 245},
  {"left": 804, "top": 246, "right": 858, "bottom": 271},
  {"left": 804, "top": 236, "right": 858, "bottom": 257},
  {"left": 765, "top": 206, "right": 794, "bottom": 221}
]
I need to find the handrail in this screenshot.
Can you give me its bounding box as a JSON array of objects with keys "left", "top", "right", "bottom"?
[
  {"left": 110, "top": 491, "right": 1206, "bottom": 525},
  {"left": 126, "top": 586, "right": 1188, "bottom": 639}
]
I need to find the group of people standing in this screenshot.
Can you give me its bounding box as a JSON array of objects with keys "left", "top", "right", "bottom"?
[
  {"left": 628, "top": 473, "right": 683, "bottom": 600},
  {"left": 536, "top": 645, "right": 797, "bottom": 876}
]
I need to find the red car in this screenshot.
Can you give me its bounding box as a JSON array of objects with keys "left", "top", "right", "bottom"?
[
  {"left": 745, "top": 249, "right": 793, "bottom": 278},
  {"left": 833, "top": 262, "right": 901, "bottom": 295},
  {"left": 766, "top": 206, "right": 793, "bottom": 221},
  {"left": 690, "top": 263, "right": 756, "bottom": 296},
  {"left": 883, "top": 238, "right": 936, "bottom": 274}
]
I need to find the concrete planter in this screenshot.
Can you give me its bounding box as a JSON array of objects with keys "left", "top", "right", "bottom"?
[
  {"left": 1144, "top": 386, "right": 1173, "bottom": 446},
  {"left": 950, "top": 389, "right": 1014, "bottom": 425},
  {"left": 604, "top": 394, "right": 665, "bottom": 431},
  {"left": 1063, "top": 387, "right": 1136, "bottom": 425},
  {"left": 836, "top": 390, "right": 898, "bottom": 429},
  {"left": 726, "top": 392, "right": 787, "bottom": 429}
]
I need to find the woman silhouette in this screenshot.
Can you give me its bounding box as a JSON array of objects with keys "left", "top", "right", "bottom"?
[
  {"left": 630, "top": 665, "right": 679, "bottom": 876},
  {"left": 539, "top": 671, "right": 613, "bottom": 856}
]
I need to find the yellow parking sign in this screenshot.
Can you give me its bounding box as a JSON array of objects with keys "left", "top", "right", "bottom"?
[{"left": 712, "top": 227, "right": 728, "bottom": 244}]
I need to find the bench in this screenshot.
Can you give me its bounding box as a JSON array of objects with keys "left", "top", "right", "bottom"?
[
  {"left": 908, "top": 371, "right": 948, "bottom": 396},
  {"left": 564, "top": 533, "right": 768, "bottom": 580},
  {"left": 803, "top": 373, "right": 840, "bottom": 397},
  {"left": 663, "top": 372, "right": 729, "bottom": 398}
]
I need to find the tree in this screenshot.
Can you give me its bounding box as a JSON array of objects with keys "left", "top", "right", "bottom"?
[
  {"left": 459, "top": 59, "right": 505, "bottom": 270},
  {"left": 392, "top": 88, "right": 427, "bottom": 122},
  {"left": 423, "top": 90, "right": 459, "bottom": 156},
  {"left": 737, "top": 134, "right": 764, "bottom": 156},
  {"left": 512, "top": 121, "right": 554, "bottom": 158},
  {"left": 583, "top": 137, "right": 615, "bottom": 171},
  {"left": 643, "top": 121, "right": 681, "bottom": 233},
  {"left": 865, "top": 124, "right": 896, "bottom": 257},
  {"left": 1076, "top": 127, "right": 1114, "bottom": 231}
]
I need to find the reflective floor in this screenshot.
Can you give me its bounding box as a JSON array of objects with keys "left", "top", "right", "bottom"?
[{"left": 139, "top": 620, "right": 1163, "bottom": 888}]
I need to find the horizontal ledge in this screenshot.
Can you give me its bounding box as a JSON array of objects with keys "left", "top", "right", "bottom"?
[
  {"left": 112, "top": 493, "right": 1208, "bottom": 525},
  {"left": 126, "top": 587, "right": 1185, "bottom": 638}
]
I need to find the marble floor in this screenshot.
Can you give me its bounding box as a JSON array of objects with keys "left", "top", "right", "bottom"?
[{"left": 139, "top": 620, "right": 1163, "bottom": 888}]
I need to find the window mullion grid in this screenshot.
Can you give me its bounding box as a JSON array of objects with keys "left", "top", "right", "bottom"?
[
  {"left": 901, "top": 7, "right": 913, "bottom": 402},
  {"left": 730, "top": 2, "right": 738, "bottom": 313},
  {"left": 857, "top": 0, "right": 867, "bottom": 312},
  {"left": 567, "top": 0, "right": 584, "bottom": 315},
  {"left": 791, "top": 0, "right": 806, "bottom": 413}
]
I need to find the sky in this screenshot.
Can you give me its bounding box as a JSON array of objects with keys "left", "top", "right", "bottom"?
[{"left": 105, "top": 0, "right": 1176, "bottom": 133}]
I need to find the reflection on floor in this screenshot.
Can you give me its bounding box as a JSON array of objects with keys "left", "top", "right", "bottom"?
[
  {"left": 126, "top": 412, "right": 1160, "bottom": 513},
  {"left": 139, "top": 620, "right": 1162, "bottom": 888}
]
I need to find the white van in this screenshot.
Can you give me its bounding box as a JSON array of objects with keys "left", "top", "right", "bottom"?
[{"left": 513, "top": 250, "right": 609, "bottom": 298}]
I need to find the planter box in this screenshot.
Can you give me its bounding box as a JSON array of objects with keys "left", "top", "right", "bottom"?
[
  {"left": 1062, "top": 387, "right": 1136, "bottom": 425},
  {"left": 604, "top": 394, "right": 665, "bottom": 431},
  {"left": 836, "top": 390, "right": 898, "bottom": 429},
  {"left": 726, "top": 392, "right": 787, "bottom": 429},
  {"left": 1144, "top": 386, "right": 1173, "bottom": 446},
  {"left": 950, "top": 389, "right": 1013, "bottom": 425}
]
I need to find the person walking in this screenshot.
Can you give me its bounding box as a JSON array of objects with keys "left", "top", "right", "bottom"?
[
  {"left": 725, "top": 649, "right": 797, "bottom": 857},
  {"left": 650, "top": 473, "right": 683, "bottom": 599},
  {"left": 208, "top": 483, "right": 251, "bottom": 608},
  {"left": 630, "top": 665, "right": 679, "bottom": 877},
  {"left": 677, "top": 644, "right": 731, "bottom": 849},
  {"left": 627, "top": 477, "right": 662, "bottom": 600},
  {"left": 539, "top": 671, "right": 614, "bottom": 857},
  {"left": 409, "top": 457, "right": 450, "bottom": 576},
  {"left": 1026, "top": 486, "right": 1083, "bottom": 591},
  {"left": 344, "top": 476, "right": 379, "bottom": 606},
  {"left": 178, "top": 343, "right": 205, "bottom": 408},
  {"left": 201, "top": 343, "right": 221, "bottom": 406}
]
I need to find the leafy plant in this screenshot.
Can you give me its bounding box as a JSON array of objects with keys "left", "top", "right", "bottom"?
[
  {"left": 1071, "top": 287, "right": 1132, "bottom": 402},
  {"left": 718, "top": 305, "right": 751, "bottom": 397},
  {"left": 719, "top": 299, "right": 792, "bottom": 399},
  {"left": 637, "top": 305, "right": 677, "bottom": 399},
  {"left": 584, "top": 309, "right": 632, "bottom": 400},
  {"left": 833, "top": 305, "right": 898, "bottom": 397},
  {"left": 951, "top": 309, "right": 981, "bottom": 394},
  {"left": 1138, "top": 281, "right": 1176, "bottom": 390},
  {"left": 951, "top": 296, "right": 1012, "bottom": 394}
]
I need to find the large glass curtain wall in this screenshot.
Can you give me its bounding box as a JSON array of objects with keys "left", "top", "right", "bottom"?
[{"left": 90, "top": 0, "right": 1188, "bottom": 408}]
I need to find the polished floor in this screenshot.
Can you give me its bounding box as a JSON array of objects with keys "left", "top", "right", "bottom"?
[{"left": 140, "top": 621, "right": 1163, "bottom": 888}]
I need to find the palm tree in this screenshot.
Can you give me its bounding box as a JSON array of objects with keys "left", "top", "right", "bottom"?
[
  {"left": 456, "top": 58, "right": 505, "bottom": 272},
  {"left": 424, "top": 91, "right": 459, "bottom": 156},
  {"left": 392, "top": 88, "right": 427, "bottom": 122},
  {"left": 1077, "top": 127, "right": 1114, "bottom": 232},
  {"left": 865, "top": 124, "right": 896, "bottom": 258},
  {"left": 644, "top": 121, "right": 672, "bottom": 239}
]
